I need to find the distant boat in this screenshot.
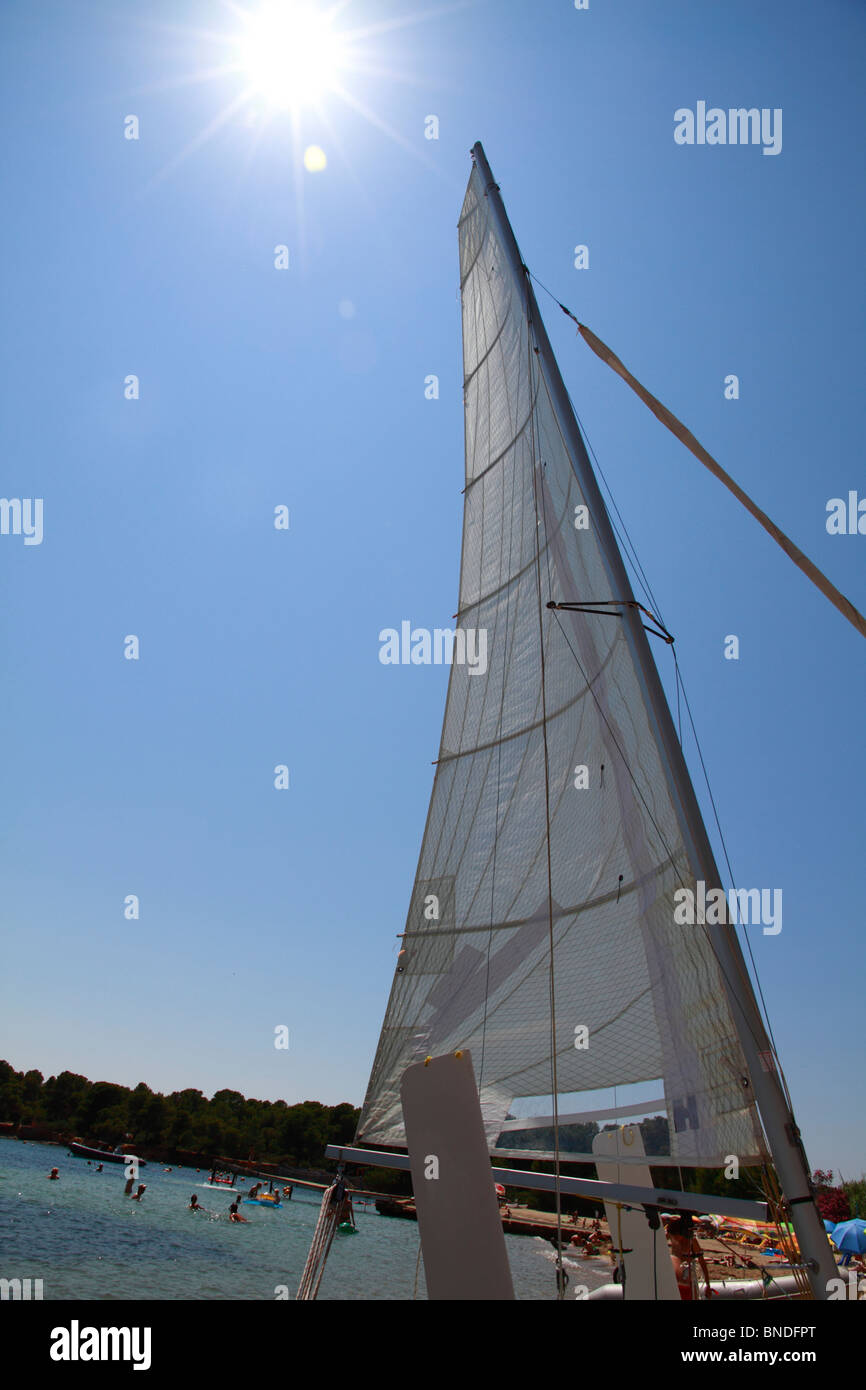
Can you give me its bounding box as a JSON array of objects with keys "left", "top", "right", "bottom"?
[
  {"left": 203, "top": 1169, "right": 237, "bottom": 1190},
  {"left": 69, "top": 1142, "right": 146, "bottom": 1167}
]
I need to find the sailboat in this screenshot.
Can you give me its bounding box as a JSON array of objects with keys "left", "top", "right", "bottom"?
[{"left": 307, "top": 142, "right": 855, "bottom": 1301}]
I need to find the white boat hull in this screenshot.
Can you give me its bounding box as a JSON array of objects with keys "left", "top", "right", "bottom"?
[{"left": 588, "top": 1274, "right": 803, "bottom": 1301}]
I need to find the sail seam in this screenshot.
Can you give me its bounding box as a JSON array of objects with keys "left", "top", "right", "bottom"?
[
  {"left": 462, "top": 314, "right": 509, "bottom": 389},
  {"left": 401, "top": 859, "right": 675, "bottom": 936},
  {"left": 455, "top": 488, "right": 572, "bottom": 617},
  {"left": 434, "top": 674, "right": 608, "bottom": 762},
  {"left": 462, "top": 379, "right": 541, "bottom": 493},
  {"left": 458, "top": 209, "right": 492, "bottom": 287}
]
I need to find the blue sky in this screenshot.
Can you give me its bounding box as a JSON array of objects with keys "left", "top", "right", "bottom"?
[{"left": 1, "top": 0, "right": 864, "bottom": 1178}]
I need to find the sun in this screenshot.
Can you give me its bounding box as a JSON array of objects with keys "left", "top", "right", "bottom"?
[
  {"left": 136, "top": 1, "right": 455, "bottom": 197},
  {"left": 237, "top": 2, "right": 346, "bottom": 110}
]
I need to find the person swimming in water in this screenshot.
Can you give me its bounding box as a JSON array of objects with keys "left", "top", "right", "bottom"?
[
  {"left": 130, "top": 1184, "right": 146, "bottom": 1201},
  {"left": 48, "top": 1168, "right": 60, "bottom": 1180},
  {"left": 228, "top": 1202, "right": 249, "bottom": 1223},
  {"left": 189, "top": 1194, "right": 206, "bottom": 1211}
]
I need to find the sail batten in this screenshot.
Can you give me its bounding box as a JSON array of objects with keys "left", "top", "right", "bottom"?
[{"left": 357, "top": 152, "right": 768, "bottom": 1167}]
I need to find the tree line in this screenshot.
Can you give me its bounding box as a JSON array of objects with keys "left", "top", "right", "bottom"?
[{"left": 0, "top": 1060, "right": 358, "bottom": 1168}]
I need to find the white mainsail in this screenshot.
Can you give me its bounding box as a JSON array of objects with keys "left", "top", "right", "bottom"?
[{"left": 357, "top": 155, "right": 768, "bottom": 1169}]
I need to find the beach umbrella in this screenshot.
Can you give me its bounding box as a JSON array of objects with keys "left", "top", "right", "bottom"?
[
  {"left": 823, "top": 1219, "right": 836, "bottom": 1233},
  {"left": 830, "top": 1219, "right": 866, "bottom": 1254}
]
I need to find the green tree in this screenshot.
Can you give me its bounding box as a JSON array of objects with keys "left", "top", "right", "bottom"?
[
  {"left": 76, "top": 1082, "right": 130, "bottom": 1135},
  {"left": 43, "top": 1072, "right": 90, "bottom": 1125},
  {"left": 0, "top": 1071, "right": 25, "bottom": 1123},
  {"left": 842, "top": 1175, "right": 866, "bottom": 1219}
]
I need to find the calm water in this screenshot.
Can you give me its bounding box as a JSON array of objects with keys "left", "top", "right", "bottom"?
[{"left": 0, "top": 1138, "right": 610, "bottom": 1300}]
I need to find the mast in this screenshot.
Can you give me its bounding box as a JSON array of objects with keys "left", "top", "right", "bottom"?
[{"left": 470, "top": 141, "right": 835, "bottom": 1298}]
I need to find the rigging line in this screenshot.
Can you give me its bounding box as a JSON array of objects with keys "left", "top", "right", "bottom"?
[
  {"left": 526, "top": 288, "right": 791, "bottom": 1091},
  {"left": 569, "top": 394, "right": 665, "bottom": 623},
  {"left": 547, "top": 599, "right": 675, "bottom": 646},
  {"left": 416, "top": 290, "right": 531, "bottom": 918},
  {"left": 480, "top": 438, "right": 519, "bottom": 1081},
  {"left": 526, "top": 286, "right": 564, "bottom": 1297},
  {"left": 671, "top": 648, "right": 787, "bottom": 1094},
  {"left": 548, "top": 606, "right": 784, "bottom": 1069},
  {"left": 527, "top": 294, "right": 671, "bottom": 646},
  {"left": 531, "top": 328, "right": 662, "bottom": 622},
  {"left": 555, "top": 325, "right": 787, "bottom": 1089},
  {"left": 528, "top": 269, "right": 866, "bottom": 643},
  {"left": 579, "top": 422, "right": 663, "bottom": 621},
  {"left": 529, "top": 345, "right": 557, "bottom": 603},
  {"left": 572, "top": 397, "right": 781, "bottom": 1069},
  {"left": 478, "top": 731, "right": 502, "bottom": 1084},
  {"left": 566, "top": 320, "right": 788, "bottom": 1104},
  {"left": 673, "top": 646, "right": 785, "bottom": 1075}
]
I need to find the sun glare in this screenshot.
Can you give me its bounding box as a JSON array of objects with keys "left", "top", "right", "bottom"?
[
  {"left": 238, "top": 3, "right": 345, "bottom": 109},
  {"left": 138, "top": 1, "right": 451, "bottom": 198}
]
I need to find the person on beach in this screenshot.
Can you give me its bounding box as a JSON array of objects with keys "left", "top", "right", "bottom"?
[
  {"left": 48, "top": 1168, "right": 60, "bottom": 1180},
  {"left": 228, "top": 1202, "right": 249, "bottom": 1223},
  {"left": 665, "top": 1214, "right": 712, "bottom": 1299}
]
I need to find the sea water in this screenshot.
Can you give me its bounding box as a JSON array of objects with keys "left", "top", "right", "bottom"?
[{"left": 0, "top": 1138, "right": 611, "bottom": 1300}]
